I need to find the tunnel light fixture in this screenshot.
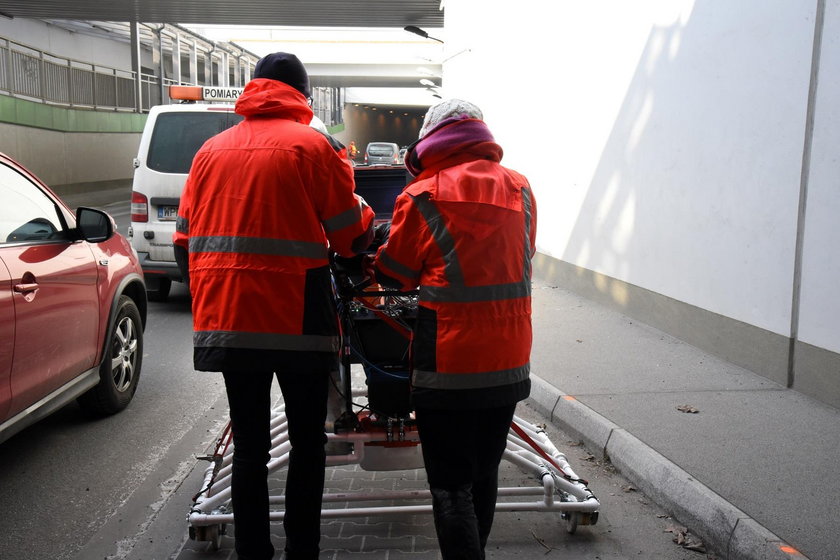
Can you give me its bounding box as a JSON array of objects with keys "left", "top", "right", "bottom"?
[
  {"left": 416, "top": 66, "right": 439, "bottom": 77},
  {"left": 404, "top": 25, "right": 444, "bottom": 43}
]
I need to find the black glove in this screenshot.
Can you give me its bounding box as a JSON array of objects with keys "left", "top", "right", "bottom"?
[
  {"left": 373, "top": 222, "right": 391, "bottom": 247},
  {"left": 361, "top": 254, "right": 376, "bottom": 282}
]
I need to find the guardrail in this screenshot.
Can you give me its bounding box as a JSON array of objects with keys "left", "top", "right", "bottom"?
[
  {"left": 0, "top": 34, "right": 342, "bottom": 124},
  {"left": 0, "top": 36, "right": 173, "bottom": 111}
]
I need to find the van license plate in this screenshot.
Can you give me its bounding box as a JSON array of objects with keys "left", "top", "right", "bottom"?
[{"left": 158, "top": 206, "right": 178, "bottom": 221}]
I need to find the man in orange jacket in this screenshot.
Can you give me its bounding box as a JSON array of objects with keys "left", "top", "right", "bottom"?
[
  {"left": 174, "top": 52, "right": 373, "bottom": 560},
  {"left": 372, "top": 99, "right": 537, "bottom": 559}
]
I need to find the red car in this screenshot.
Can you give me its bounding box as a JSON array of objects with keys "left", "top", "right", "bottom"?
[{"left": 0, "top": 152, "right": 147, "bottom": 445}]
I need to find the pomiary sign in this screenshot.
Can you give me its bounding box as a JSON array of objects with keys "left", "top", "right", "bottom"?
[
  {"left": 202, "top": 87, "right": 244, "bottom": 101},
  {"left": 168, "top": 85, "right": 243, "bottom": 102}
]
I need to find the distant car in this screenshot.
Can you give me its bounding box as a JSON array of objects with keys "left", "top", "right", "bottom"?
[
  {"left": 364, "top": 142, "right": 401, "bottom": 166},
  {"left": 0, "top": 152, "right": 147, "bottom": 445}
]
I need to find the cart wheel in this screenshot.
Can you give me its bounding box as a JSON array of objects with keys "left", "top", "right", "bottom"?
[
  {"left": 193, "top": 524, "right": 224, "bottom": 550},
  {"left": 207, "top": 524, "right": 223, "bottom": 551},
  {"left": 562, "top": 511, "right": 579, "bottom": 534}
]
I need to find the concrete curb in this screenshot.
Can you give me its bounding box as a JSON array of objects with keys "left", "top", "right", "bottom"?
[{"left": 527, "top": 374, "right": 810, "bottom": 560}]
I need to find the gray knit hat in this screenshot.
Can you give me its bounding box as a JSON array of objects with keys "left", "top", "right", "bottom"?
[{"left": 418, "top": 98, "right": 484, "bottom": 138}]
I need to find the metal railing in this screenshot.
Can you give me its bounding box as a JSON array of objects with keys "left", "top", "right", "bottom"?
[
  {"left": 1, "top": 34, "right": 344, "bottom": 123},
  {"left": 0, "top": 36, "right": 230, "bottom": 112},
  {"left": 0, "top": 36, "right": 152, "bottom": 111}
]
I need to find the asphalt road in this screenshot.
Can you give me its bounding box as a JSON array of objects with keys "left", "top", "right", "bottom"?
[{"left": 0, "top": 190, "right": 707, "bottom": 560}]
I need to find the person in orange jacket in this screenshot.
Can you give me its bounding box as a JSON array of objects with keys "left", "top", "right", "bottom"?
[
  {"left": 174, "top": 52, "right": 373, "bottom": 560},
  {"left": 371, "top": 99, "right": 537, "bottom": 559}
]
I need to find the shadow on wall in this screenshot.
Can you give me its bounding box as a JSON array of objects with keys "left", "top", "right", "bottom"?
[{"left": 560, "top": 2, "right": 808, "bottom": 339}]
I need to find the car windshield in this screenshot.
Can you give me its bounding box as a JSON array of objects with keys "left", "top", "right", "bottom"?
[{"left": 147, "top": 112, "right": 243, "bottom": 173}]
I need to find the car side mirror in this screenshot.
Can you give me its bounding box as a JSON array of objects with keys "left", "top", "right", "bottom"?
[{"left": 76, "top": 206, "right": 114, "bottom": 243}]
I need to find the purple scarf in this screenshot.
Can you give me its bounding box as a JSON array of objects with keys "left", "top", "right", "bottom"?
[{"left": 405, "top": 116, "right": 500, "bottom": 177}]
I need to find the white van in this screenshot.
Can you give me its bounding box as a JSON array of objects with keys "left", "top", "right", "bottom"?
[{"left": 128, "top": 86, "right": 243, "bottom": 301}]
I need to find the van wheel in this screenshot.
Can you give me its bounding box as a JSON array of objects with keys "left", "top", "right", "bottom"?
[
  {"left": 78, "top": 296, "right": 143, "bottom": 415},
  {"left": 147, "top": 278, "right": 171, "bottom": 302}
]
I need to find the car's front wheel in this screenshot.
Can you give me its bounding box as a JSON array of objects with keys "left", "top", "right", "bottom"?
[{"left": 78, "top": 295, "right": 143, "bottom": 415}]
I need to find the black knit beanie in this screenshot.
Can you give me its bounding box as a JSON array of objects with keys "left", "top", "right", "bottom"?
[{"left": 253, "top": 52, "right": 311, "bottom": 98}]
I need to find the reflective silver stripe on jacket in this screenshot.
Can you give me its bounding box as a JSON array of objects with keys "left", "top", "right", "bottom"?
[
  {"left": 194, "top": 330, "right": 339, "bottom": 353},
  {"left": 412, "top": 363, "right": 530, "bottom": 389},
  {"left": 176, "top": 216, "right": 188, "bottom": 234},
  {"left": 378, "top": 251, "right": 420, "bottom": 281},
  {"left": 419, "top": 282, "right": 528, "bottom": 303},
  {"left": 520, "top": 187, "right": 533, "bottom": 286},
  {"left": 322, "top": 202, "right": 362, "bottom": 233},
  {"left": 408, "top": 187, "right": 534, "bottom": 303},
  {"left": 189, "top": 236, "right": 328, "bottom": 259}
]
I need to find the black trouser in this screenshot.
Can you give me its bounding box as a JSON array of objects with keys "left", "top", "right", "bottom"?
[
  {"left": 415, "top": 404, "right": 517, "bottom": 560},
  {"left": 222, "top": 355, "right": 332, "bottom": 560}
]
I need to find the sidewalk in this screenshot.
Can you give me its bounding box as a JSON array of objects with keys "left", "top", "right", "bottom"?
[{"left": 528, "top": 276, "right": 840, "bottom": 560}]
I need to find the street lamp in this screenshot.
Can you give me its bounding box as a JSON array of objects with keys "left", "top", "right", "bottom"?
[{"left": 404, "top": 25, "right": 444, "bottom": 43}]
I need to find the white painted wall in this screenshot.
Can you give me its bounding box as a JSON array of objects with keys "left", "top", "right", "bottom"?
[
  {"left": 799, "top": 0, "right": 840, "bottom": 353},
  {"left": 445, "top": 0, "right": 836, "bottom": 350},
  {"left": 1, "top": 18, "right": 130, "bottom": 70}
]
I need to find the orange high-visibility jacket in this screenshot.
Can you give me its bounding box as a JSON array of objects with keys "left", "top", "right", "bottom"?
[
  {"left": 174, "top": 79, "right": 373, "bottom": 368},
  {"left": 374, "top": 122, "right": 536, "bottom": 394}
]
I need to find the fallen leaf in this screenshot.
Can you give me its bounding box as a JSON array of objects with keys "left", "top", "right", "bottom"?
[
  {"left": 676, "top": 404, "right": 700, "bottom": 414},
  {"left": 684, "top": 540, "right": 706, "bottom": 553},
  {"left": 665, "top": 525, "right": 706, "bottom": 552},
  {"left": 530, "top": 529, "right": 553, "bottom": 552},
  {"left": 622, "top": 485, "right": 637, "bottom": 493}
]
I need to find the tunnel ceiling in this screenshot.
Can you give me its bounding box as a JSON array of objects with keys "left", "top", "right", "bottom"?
[{"left": 0, "top": 0, "right": 444, "bottom": 28}]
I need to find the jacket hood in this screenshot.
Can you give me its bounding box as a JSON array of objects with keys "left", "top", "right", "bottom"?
[
  {"left": 405, "top": 116, "right": 502, "bottom": 178},
  {"left": 235, "top": 78, "right": 314, "bottom": 123}
]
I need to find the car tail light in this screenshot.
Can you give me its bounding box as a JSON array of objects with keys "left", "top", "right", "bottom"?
[{"left": 131, "top": 191, "right": 149, "bottom": 223}]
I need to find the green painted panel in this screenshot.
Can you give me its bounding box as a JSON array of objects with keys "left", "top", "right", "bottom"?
[
  {"left": 14, "top": 98, "right": 36, "bottom": 126},
  {"left": 328, "top": 122, "right": 346, "bottom": 135},
  {"left": 0, "top": 95, "right": 13, "bottom": 118},
  {"left": 0, "top": 94, "right": 146, "bottom": 133}
]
